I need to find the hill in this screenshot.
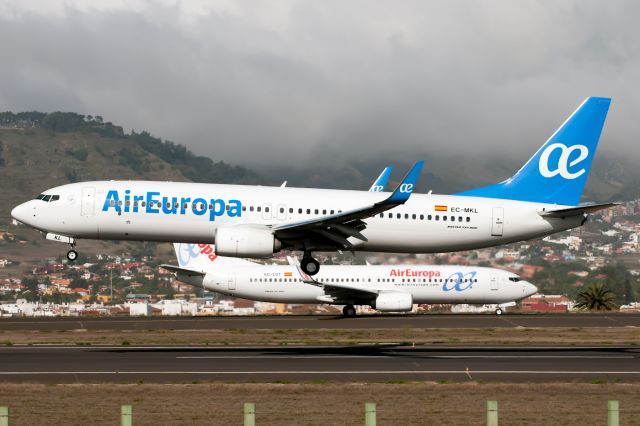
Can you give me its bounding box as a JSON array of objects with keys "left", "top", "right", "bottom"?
[{"left": 0, "top": 111, "right": 261, "bottom": 225}]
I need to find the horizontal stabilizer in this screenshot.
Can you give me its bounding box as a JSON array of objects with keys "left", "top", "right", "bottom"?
[
  {"left": 159, "top": 264, "right": 206, "bottom": 277},
  {"left": 538, "top": 202, "right": 618, "bottom": 218}
]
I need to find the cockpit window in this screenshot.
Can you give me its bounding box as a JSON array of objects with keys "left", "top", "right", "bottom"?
[
  {"left": 508, "top": 276, "right": 521, "bottom": 282},
  {"left": 36, "top": 194, "right": 60, "bottom": 202}
]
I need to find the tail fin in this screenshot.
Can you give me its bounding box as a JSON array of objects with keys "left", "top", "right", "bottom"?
[
  {"left": 173, "top": 243, "right": 254, "bottom": 269},
  {"left": 456, "top": 97, "right": 611, "bottom": 206}
]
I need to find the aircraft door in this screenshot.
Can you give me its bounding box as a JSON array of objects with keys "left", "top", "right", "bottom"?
[
  {"left": 81, "top": 187, "right": 96, "bottom": 216},
  {"left": 262, "top": 204, "right": 272, "bottom": 220},
  {"left": 490, "top": 274, "right": 498, "bottom": 291},
  {"left": 491, "top": 207, "right": 504, "bottom": 236},
  {"left": 227, "top": 274, "right": 236, "bottom": 291},
  {"left": 276, "top": 204, "right": 287, "bottom": 220}
]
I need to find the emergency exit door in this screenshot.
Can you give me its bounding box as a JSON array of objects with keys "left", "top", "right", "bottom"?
[
  {"left": 81, "top": 187, "right": 96, "bottom": 216},
  {"left": 491, "top": 207, "right": 504, "bottom": 236}
]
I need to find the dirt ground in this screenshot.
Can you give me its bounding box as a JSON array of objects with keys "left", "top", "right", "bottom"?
[
  {"left": 0, "top": 382, "right": 638, "bottom": 425},
  {"left": 1, "top": 326, "right": 638, "bottom": 346}
]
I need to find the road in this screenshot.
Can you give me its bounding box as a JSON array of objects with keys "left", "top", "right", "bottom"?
[
  {"left": 1, "top": 313, "right": 638, "bottom": 331},
  {"left": 0, "top": 345, "right": 638, "bottom": 383}
]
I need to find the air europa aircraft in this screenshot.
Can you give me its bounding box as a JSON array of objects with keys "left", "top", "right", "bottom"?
[
  {"left": 12, "top": 97, "right": 614, "bottom": 276},
  {"left": 162, "top": 243, "right": 538, "bottom": 316}
]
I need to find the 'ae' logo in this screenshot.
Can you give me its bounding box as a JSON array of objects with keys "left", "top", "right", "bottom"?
[{"left": 538, "top": 143, "right": 589, "bottom": 180}]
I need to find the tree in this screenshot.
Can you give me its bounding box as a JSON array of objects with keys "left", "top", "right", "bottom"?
[{"left": 575, "top": 284, "right": 618, "bottom": 311}]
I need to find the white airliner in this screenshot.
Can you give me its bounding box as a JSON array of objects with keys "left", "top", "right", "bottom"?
[
  {"left": 162, "top": 243, "right": 538, "bottom": 316},
  {"left": 11, "top": 97, "right": 614, "bottom": 275}
]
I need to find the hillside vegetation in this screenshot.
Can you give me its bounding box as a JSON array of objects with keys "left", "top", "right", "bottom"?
[{"left": 0, "top": 111, "right": 261, "bottom": 224}]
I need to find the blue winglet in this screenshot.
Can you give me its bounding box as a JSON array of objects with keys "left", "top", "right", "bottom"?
[
  {"left": 385, "top": 160, "right": 424, "bottom": 204},
  {"left": 369, "top": 166, "right": 393, "bottom": 192}
]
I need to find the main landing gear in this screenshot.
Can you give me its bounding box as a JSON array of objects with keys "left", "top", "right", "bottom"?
[
  {"left": 300, "top": 253, "right": 320, "bottom": 276},
  {"left": 342, "top": 305, "right": 356, "bottom": 317}
]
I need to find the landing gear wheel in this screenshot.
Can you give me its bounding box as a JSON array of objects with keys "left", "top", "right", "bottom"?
[
  {"left": 66, "top": 250, "right": 78, "bottom": 262},
  {"left": 495, "top": 307, "right": 503, "bottom": 316},
  {"left": 301, "top": 256, "right": 320, "bottom": 276},
  {"left": 342, "top": 305, "right": 356, "bottom": 317}
]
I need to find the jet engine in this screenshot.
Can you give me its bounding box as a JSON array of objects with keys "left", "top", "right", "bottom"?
[
  {"left": 373, "top": 291, "right": 413, "bottom": 312},
  {"left": 215, "top": 225, "right": 281, "bottom": 258}
]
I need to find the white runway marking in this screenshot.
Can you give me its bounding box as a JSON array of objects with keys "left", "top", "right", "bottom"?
[
  {"left": 0, "top": 370, "right": 639, "bottom": 375},
  {"left": 176, "top": 355, "right": 633, "bottom": 360}
]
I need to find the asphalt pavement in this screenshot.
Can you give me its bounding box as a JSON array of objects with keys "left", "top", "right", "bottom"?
[
  {"left": 0, "top": 345, "right": 638, "bottom": 383},
  {"left": 1, "top": 313, "right": 638, "bottom": 331}
]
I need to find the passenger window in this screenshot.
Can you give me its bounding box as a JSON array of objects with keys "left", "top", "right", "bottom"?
[
  {"left": 420, "top": 214, "right": 424, "bottom": 220},
  {"left": 314, "top": 209, "right": 319, "bottom": 214},
  {"left": 450, "top": 216, "right": 455, "bottom": 221},
  {"left": 458, "top": 216, "right": 463, "bottom": 222},
  {"left": 428, "top": 215, "right": 432, "bottom": 220},
  {"left": 404, "top": 214, "right": 409, "bottom": 219},
  {"left": 141, "top": 201, "right": 146, "bottom": 207},
  {"left": 322, "top": 209, "right": 326, "bottom": 215},
  {"left": 257, "top": 206, "right": 262, "bottom": 212},
  {"left": 435, "top": 215, "right": 439, "bottom": 221},
  {"left": 226, "top": 205, "right": 230, "bottom": 211},
  {"left": 298, "top": 208, "right": 302, "bottom": 214},
  {"left": 242, "top": 206, "right": 247, "bottom": 211},
  {"left": 289, "top": 208, "right": 293, "bottom": 213},
  {"left": 110, "top": 200, "right": 115, "bottom": 207},
  {"left": 330, "top": 210, "right": 335, "bottom": 214},
  {"left": 466, "top": 217, "right": 470, "bottom": 222},
  {"left": 388, "top": 213, "right": 392, "bottom": 218},
  {"left": 280, "top": 207, "right": 284, "bottom": 213},
  {"left": 306, "top": 209, "right": 311, "bottom": 214},
  {"left": 443, "top": 216, "right": 447, "bottom": 221},
  {"left": 265, "top": 207, "right": 270, "bottom": 213},
  {"left": 250, "top": 206, "right": 254, "bottom": 212},
  {"left": 412, "top": 214, "right": 416, "bottom": 219}
]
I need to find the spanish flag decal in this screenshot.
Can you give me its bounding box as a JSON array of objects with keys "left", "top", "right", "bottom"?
[
  {"left": 284, "top": 271, "right": 293, "bottom": 277},
  {"left": 434, "top": 205, "right": 448, "bottom": 212}
]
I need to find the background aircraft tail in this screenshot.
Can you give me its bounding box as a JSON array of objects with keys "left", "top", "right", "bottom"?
[
  {"left": 173, "top": 243, "right": 254, "bottom": 270},
  {"left": 456, "top": 97, "right": 611, "bottom": 206}
]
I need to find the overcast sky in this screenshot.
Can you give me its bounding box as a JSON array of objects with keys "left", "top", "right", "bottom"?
[{"left": 0, "top": 0, "right": 638, "bottom": 167}]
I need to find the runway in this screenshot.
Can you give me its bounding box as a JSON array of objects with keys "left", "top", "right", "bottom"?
[
  {"left": 1, "top": 313, "right": 639, "bottom": 331},
  {"left": 1, "top": 345, "right": 638, "bottom": 383}
]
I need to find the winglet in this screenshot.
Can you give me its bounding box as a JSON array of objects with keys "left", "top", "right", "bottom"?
[
  {"left": 369, "top": 166, "right": 393, "bottom": 192},
  {"left": 383, "top": 160, "right": 424, "bottom": 205}
]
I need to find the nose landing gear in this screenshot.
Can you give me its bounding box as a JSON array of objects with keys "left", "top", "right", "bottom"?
[
  {"left": 494, "top": 307, "right": 503, "bottom": 316},
  {"left": 66, "top": 241, "right": 78, "bottom": 262}
]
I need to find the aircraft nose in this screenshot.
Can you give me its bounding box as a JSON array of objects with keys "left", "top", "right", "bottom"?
[
  {"left": 523, "top": 281, "right": 538, "bottom": 297},
  {"left": 11, "top": 201, "right": 34, "bottom": 225}
]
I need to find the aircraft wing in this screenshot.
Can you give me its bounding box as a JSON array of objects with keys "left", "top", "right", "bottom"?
[
  {"left": 271, "top": 161, "right": 423, "bottom": 251},
  {"left": 308, "top": 279, "right": 380, "bottom": 303},
  {"left": 538, "top": 202, "right": 618, "bottom": 218},
  {"left": 159, "top": 264, "right": 206, "bottom": 277}
]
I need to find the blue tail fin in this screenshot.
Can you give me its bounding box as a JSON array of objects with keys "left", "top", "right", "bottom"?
[{"left": 456, "top": 97, "right": 611, "bottom": 206}]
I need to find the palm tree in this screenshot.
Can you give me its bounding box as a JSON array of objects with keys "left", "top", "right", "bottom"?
[{"left": 575, "top": 284, "right": 618, "bottom": 311}]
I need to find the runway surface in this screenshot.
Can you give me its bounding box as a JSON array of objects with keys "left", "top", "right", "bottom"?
[
  {"left": 0, "top": 345, "right": 638, "bottom": 383},
  {"left": 1, "top": 313, "right": 639, "bottom": 331}
]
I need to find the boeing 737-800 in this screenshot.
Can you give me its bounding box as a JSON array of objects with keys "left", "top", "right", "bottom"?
[
  {"left": 162, "top": 243, "right": 537, "bottom": 316},
  {"left": 11, "top": 97, "right": 614, "bottom": 275}
]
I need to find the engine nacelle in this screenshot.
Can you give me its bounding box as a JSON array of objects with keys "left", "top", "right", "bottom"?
[
  {"left": 215, "top": 225, "right": 281, "bottom": 258},
  {"left": 373, "top": 291, "right": 413, "bottom": 312}
]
